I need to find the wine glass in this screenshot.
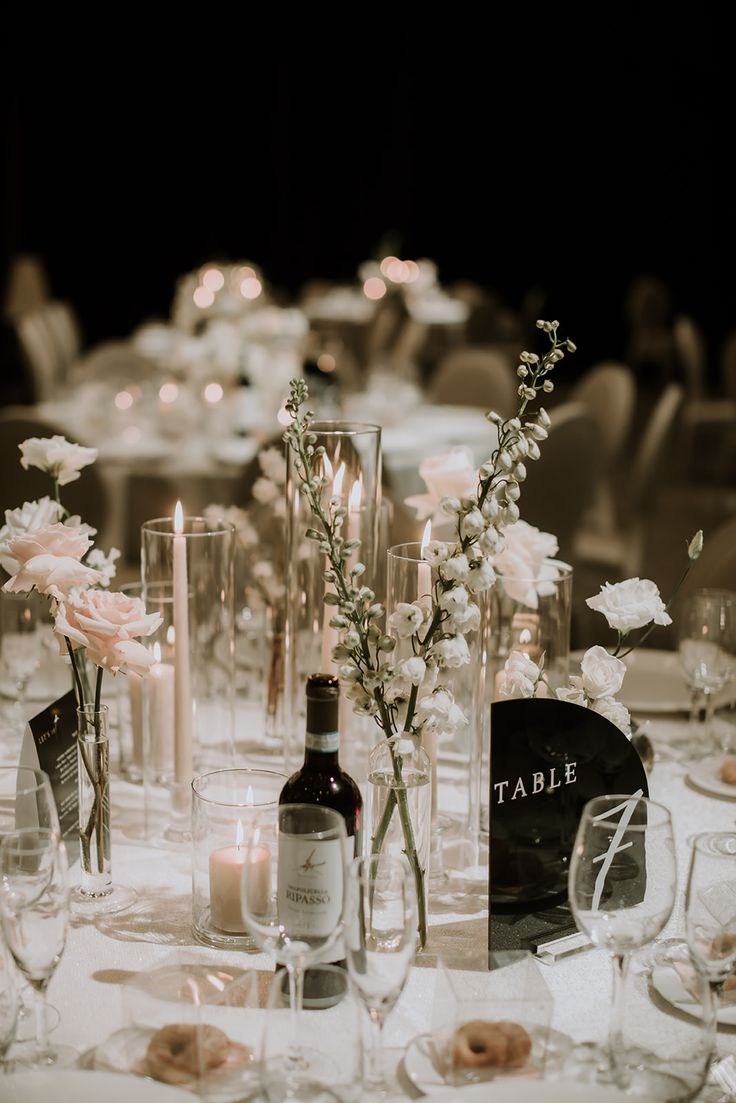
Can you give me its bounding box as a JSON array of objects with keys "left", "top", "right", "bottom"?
[
  {"left": 678, "top": 589, "right": 736, "bottom": 755},
  {"left": 0, "top": 828, "right": 75, "bottom": 1067},
  {"left": 0, "top": 591, "right": 44, "bottom": 735},
  {"left": 568, "top": 794, "right": 676, "bottom": 1087},
  {"left": 239, "top": 803, "right": 348, "bottom": 1095},
  {"left": 345, "top": 853, "right": 417, "bottom": 1098},
  {"left": 0, "top": 766, "right": 61, "bottom": 1043},
  {"left": 0, "top": 933, "right": 17, "bottom": 1068},
  {"left": 685, "top": 833, "right": 736, "bottom": 1015}
]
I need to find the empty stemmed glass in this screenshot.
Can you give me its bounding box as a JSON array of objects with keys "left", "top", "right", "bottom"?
[
  {"left": 346, "top": 854, "right": 417, "bottom": 1098},
  {"left": 686, "top": 833, "right": 736, "bottom": 1017},
  {"left": 0, "top": 592, "right": 43, "bottom": 735},
  {"left": 678, "top": 589, "right": 736, "bottom": 755},
  {"left": 0, "top": 828, "right": 75, "bottom": 1067},
  {"left": 240, "top": 803, "right": 348, "bottom": 1097},
  {"left": 568, "top": 794, "right": 676, "bottom": 1087}
]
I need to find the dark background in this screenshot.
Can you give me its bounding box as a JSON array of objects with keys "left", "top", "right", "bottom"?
[{"left": 2, "top": 10, "right": 732, "bottom": 373}]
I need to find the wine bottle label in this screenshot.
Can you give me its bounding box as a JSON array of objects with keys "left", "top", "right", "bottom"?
[
  {"left": 304, "top": 729, "right": 339, "bottom": 754},
  {"left": 277, "top": 834, "right": 344, "bottom": 938}
]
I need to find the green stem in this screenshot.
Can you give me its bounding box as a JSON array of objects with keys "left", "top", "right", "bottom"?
[{"left": 65, "top": 638, "right": 86, "bottom": 710}]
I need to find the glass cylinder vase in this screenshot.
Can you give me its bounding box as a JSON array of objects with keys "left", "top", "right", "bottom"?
[
  {"left": 74, "top": 704, "right": 136, "bottom": 915},
  {"left": 141, "top": 515, "right": 235, "bottom": 835},
  {"left": 283, "top": 421, "right": 381, "bottom": 777},
  {"left": 191, "top": 767, "right": 285, "bottom": 949}
]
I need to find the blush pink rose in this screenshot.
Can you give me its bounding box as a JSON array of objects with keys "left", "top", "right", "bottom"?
[
  {"left": 4, "top": 555, "right": 103, "bottom": 599},
  {"left": 53, "top": 590, "right": 163, "bottom": 676},
  {"left": 4, "top": 522, "right": 94, "bottom": 567}
]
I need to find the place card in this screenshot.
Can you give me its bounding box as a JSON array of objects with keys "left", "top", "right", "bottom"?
[
  {"left": 488, "top": 697, "right": 648, "bottom": 962},
  {"left": 19, "top": 689, "right": 79, "bottom": 859}
]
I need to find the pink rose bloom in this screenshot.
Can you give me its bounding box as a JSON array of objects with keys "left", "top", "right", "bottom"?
[
  {"left": 54, "top": 589, "right": 163, "bottom": 676},
  {"left": 1, "top": 522, "right": 100, "bottom": 599}
]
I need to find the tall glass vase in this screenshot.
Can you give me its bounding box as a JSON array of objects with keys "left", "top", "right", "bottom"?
[
  {"left": 283, "top": 421, "right": 381, "bottom": 776},
  {"left": 72, "top": 704, "right": 136, "bottom": 915},
  {"left": 141, "top": 515, "right": 235, "bottom": 841}
]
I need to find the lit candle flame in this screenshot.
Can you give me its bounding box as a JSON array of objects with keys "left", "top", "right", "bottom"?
[
  {"left": 421, "top": 519, "right": 432, "bottom": 557},
  {"left": 349, "top": 479, "right": 362, "bottom": 511},
  {"left": 235, "top": 819, "right": 244, "bottom": 849},
  {"left": 153, "top": 641, "right": 162, "bottom": 663},
  {"left": 333, "top": 462, "right": 346, "bottom": 497},
  {"left": 174, "top": 501, "right": 184, "bottom": 535},
  {"left": 519, "top": 628, "right": 532, "bottom": 646}
]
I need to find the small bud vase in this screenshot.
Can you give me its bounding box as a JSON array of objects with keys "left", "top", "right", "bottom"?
[{"left": 72, "top": 704, "right": 136, "bottom": 915}]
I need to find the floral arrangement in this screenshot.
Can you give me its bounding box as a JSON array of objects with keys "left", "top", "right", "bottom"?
[
  {"left": 1, "top": 436, "right": 162, "bottom": 871},
  {"left": 283, "top": 319, "right": 578, "bottom": 946},
  {"left": 497, "top": 543, "right": 703, "bottom": 733}
]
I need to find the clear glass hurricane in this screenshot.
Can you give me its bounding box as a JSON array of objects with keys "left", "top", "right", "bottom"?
[
  {"left": 568, "top": 794, "right": 676, "bottom": 1088},
  {"left": 0, "top": 591, "right": 44, "bottom": 737}
]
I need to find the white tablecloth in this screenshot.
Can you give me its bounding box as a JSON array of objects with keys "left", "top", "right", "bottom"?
[{"left": 3, "top": 715, "right": 732, "bottom": 1100}]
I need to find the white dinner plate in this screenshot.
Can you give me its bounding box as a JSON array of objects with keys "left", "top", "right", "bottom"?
[
  {"left": 0, "top": 1069, "right": 191, "bottom": 1102},
  {"left": 650, "top": 963, "right": 736, "bottom": 1025},
  {"left": 687, "top": 756, "right": 736, "bottom": 800},
  {"left": 427, "top": 1080, "right": 650, "bottom": 1101}
]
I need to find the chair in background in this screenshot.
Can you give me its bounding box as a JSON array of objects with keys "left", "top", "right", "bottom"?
[
  {"left": 428, "top": 348, "right": 516, "bottom": 416},
  {"left": 574, "top": 383, "right": 686, "bottom": 577},
  {"left": 570, "top": 361, "right": 636, "bottom": 534},
  {"left": 14, "top": 311, "right": 60, "bottom": 402},
  {"left": 43, "top": 302, "right": 82, "bottom": 382},
  {"left": 515, "top": 403, "right": 601, "bottom": 562},
  {"left": 0, "top": 409, "right": 109, "bottom": 548},
  {"left": 2, "top": 255, "right": 50, "bottom": 319},
  {"left": 676, "top": 316, "right": 736, "bottom": 480},
  {"left": 69, "top": 341, "right": 154, "bottom": 387}
]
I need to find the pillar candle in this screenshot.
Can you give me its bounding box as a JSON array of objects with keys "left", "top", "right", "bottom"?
[
  {"left": 209, "top": 840, "right": 271, "bottom": 932},
  {"left": 172, "top": 501, "right": 193, "bottom": 785},
  {"left": 150, "top": 645, "right": 175, "bottom": 773}
]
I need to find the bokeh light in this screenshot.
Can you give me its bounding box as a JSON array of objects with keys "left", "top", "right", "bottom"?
[{"left": 363, "top": 277, "right": 387, "bottom": 300}]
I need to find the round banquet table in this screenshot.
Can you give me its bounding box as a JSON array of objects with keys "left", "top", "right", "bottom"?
[{"left": 2, "top": 716, "right": 736, "bottom": 1101}]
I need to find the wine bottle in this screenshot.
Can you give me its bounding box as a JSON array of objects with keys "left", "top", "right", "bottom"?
[{"left": 278, "top": 672, "right": 363, "bottom": 1006}]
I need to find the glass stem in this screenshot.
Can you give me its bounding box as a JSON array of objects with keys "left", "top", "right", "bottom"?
[
  {"left": 33, "top": 981, "right": 50, "bottom": 1061},
  {"left": 365, "top": 1006, "right": 386, "bottom": 1090},
  {"left": 703, "top": 689, "right": 716, "bottom": 752},
  {"left": 689, "top": 687, "right": 703, "bottom": 738},
  {"left": 609, "top": 951, "right": 629, "bottom": 1085},
  {"left": 287, "top": 963, "right": 305, "bottom": 1065}
]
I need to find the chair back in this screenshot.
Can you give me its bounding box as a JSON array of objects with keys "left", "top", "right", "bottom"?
[
  {"left": 15, "top": 312, "right": 60, "bottom": 402},
  {"left": 627, "top": 383, "right": 685, "bottom": 518},
  {"left": 516, "top": 403, "right": 601, "bottom": 560},
  {"left": 428, "top": 348, "right": 516, "bottom": 416},
  {"left": 571, "top": 361, "right": 636, "bottom": 468},
  {"left": 70, "top": 341, "right": 153, "bottom": 387},
  {"left": 674, "top": 315, "right": 708, "bottom": 399}
]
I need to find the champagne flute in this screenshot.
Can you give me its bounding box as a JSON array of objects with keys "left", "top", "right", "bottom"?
[
  {"left": 568, "top": 794, "right": 676, "bottom": 1087},
  {"left": 239, "top": 803, "right": 348, "bottom": 1095},
  {"left": 678, "top": 589, "right": 736, "bottom": 755},
  {"left": 685, "top": 833, "right": 736, "bottom": 1021},
  {"left": 0, "top": 828, "right": 75, "bottom": 1067},
  {"left": 0, "top": 592, "right": 44, "bottom": 734},
  {"left": 346, "top": 854, "right": 417, "bottom": 1098}
]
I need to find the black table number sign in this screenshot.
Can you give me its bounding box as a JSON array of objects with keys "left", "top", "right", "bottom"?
[
  {"left": 488, "top": 697, "right": 648, "bottom": 961},
  {"left": 20, "top": 689, "right": 79, "bottom": 858}
]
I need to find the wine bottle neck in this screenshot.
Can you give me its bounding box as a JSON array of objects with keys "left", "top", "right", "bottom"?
[{"left": 304, "top": 727, "right": 340, "bottom": 765}]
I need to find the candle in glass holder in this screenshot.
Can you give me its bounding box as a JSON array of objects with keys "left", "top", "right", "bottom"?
[
  {"left": 173, "top": 501, "right": 193, "bottom": 784},
  {"left": 150, "top": 642, "right": 175, "bottom": 773},
  {"left": 417, "top": 520, "right": 432, "bottom": 608},
  {"left": 209, "top": 820, "right": 271, "bottom": 932}
]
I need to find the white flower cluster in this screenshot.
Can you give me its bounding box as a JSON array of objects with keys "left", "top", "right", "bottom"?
[{"left": 284, "top": 322, "right": 575, "bottom": 743}]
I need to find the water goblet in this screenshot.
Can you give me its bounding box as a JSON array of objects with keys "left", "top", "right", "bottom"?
[
  {"left": 345, "top": 853, "right": 417, "bottom": 1098},
  {"left": 678, "top": 589, "right": 736, "bottom": 755},
  {"left": 0, "top": 828, "right": 76, "bottom": 1067},
  {"left": 568, "top": 794, "right": 676, "bottom": 1088},
  {"left": 685, "top": 833, "right": 736, "bottom": 1013},
  {"left": 239, "top": 803, "right": 348, "bottom": 1097}
]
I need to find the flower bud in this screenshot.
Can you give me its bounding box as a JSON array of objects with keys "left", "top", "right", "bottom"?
[
  {"left": 538, "top": 407, "right": 551, "bottom": 428},
  {"left": 527, "top": 439, "right": 541, "bottom": 461},
  {"left": 543, "top": 379, "right": 554, "bottom": 393},
  {"left": 507, "top": 418, "right": 521, "bottom": 431},
  {"left": 497, "top": 451, "right": 513, "bottom": 471},
  {"left": 485, "top": 410, "right": 503, "bottom": 424},
  {"left": 530, "top": 424, "right": 548, "bottom": 441},
  {"left": 517, "top": 365, "right": 529, "bottom": 379},
  {"left": 514, "top": 435, "right": 529, "bottom": 457},
  {"left": 566, "top": 339, "right": 577, "bottom": 353},
  {"left": 503, "top": 501, "right": 520, "bottom": 523},
  {"left": 688, "top": 530, "right": 704, "bottom": 560},
  {"left": 440, "top": 496, "right": 462, "bottom": 514},
  {"left": 514, "top": 461, "right": 527, "bottom": 481},
  {"left": 506, "top": 481, "right": 520, "bottom": 501},
  {"left": 535, "top": 319, "right": 546, "bottom": 329}
]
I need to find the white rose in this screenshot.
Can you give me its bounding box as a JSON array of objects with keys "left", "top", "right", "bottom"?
[
  {"left": 556, "top": 678, "right": 588, "bottom": 707},
  {"left": 251, "top": 477, "right": 280, "bottom": 505},
  {"left": 467, "top": 558, "right": 496, "bottom": 593},
  {"left": 404, "top": 447, "right": 477, "bottom": 523},
  {"left": 441, "top": 554, "right": 470, "bottom": 583},
  {"left": 439, "top": 585, "right": 469, "bottom": 613},
  {"left": 492, "top": 520, "right": 559, "bottom": 607},
  {"left": 388, "top": 602, "right": 424, "bottom": 639},
  {"left": 579, "top": 645, "right": 626, "bottom": 700},
  {"left": 0, "top": 497, "right": 65, "bottom": 573},
  {"left": 396, "top": 656, "right": 427, "bottom": 686},
  {"left": 19, "top": 435, "right": 98, "bottom": 486},
  {"left": 497, "top": 650, "right": 540, "bottom": 699},
  {"left": 591, "top": 696, "right": 632, "bottom": 736},
  {"left": 258, "top": 446, "right": 286, "bottom": 485},
  {"left": 422, "top": 540, "right": 451, "bottom": 566},
  {"left": 586, "top": 578, "right": 671, "bottom": 633},
  {"left": 432, "top": 634, "right": 471, "bottom": 669}
]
